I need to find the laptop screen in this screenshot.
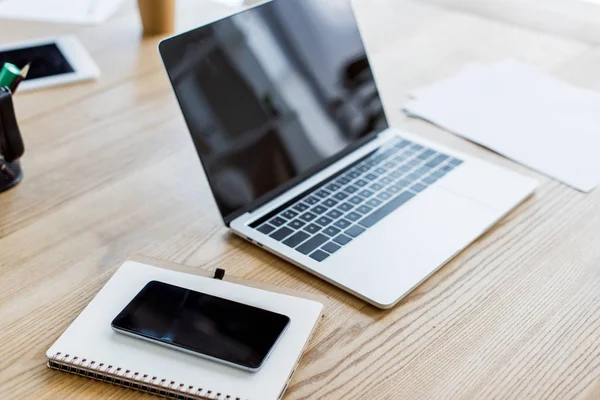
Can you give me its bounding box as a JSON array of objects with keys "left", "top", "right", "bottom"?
[{"left": 160, "top": 0, "right": 388, "bottom": 224}]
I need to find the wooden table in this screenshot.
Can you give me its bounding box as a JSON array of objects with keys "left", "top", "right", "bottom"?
[{"left": 1, "top": 0, "right": 599, "bottom": 398}]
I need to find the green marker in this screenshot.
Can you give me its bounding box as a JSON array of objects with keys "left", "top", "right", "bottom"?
[{"left": 0, "top": 62, "right": 21, "bottom": 88}]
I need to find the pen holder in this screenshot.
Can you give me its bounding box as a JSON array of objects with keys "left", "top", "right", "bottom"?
[
  {"left": 0, "top": 159, "right": 23, "bottom": 192},
  {"left": 0, "top": 87, "right": 24, "bottom": 193}
]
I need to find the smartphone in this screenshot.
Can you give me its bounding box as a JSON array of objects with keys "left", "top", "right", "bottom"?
[{"left": 111, "top": 281, "right": 291, "bottom": 372}]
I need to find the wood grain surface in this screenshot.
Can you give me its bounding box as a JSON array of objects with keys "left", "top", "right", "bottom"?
[{"left": 1, "top": 0, "right": 599, "bottom": 399}]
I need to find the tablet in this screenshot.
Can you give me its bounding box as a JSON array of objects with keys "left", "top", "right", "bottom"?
[{"left": 0, "top": 36, "right": 100, "bottom": 92}]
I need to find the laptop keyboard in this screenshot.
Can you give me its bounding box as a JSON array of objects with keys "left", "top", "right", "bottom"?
[{"left": 252, "top": 137, "right": 463, "bottom": 262}]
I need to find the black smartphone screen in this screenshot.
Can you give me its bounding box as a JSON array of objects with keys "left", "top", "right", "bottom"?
[
  {"left": 111, "top": 281, "right": 291, "bottom": 370},
  {"left": 0, "top": 44, "right": 74, "bottom": 80}
]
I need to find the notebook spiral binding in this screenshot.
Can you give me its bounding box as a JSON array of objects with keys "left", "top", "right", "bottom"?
[{"left": 48, "top": 352, "right": 245, "bottom": 400}]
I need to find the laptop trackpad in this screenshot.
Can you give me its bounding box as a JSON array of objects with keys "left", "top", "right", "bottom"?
[{"left": 321, "top": 186, "right": 498, "bottom": 308}]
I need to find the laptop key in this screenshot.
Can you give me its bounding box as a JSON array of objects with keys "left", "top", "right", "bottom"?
[
  {"left": 304, "top": 223, "right": 321, "bottom": 234},
  {"left": 397, "top": 139, "right": 412, "bottom": 148},
  {"left": 327, "top": 209, "right": 343, "bottom": 219},
  {"left": 378, "top": 192, "right": 392, "bottom": 201},
  {"left": 415, "top": 170, "right": 428, "bottom": 179},
  {"left": 348, "top": 171, "right": 361, "bottom": 179},
  {"left": 355, "top": 179, "right": 368, "bottom": 187},
  {"left": 357, "top": 205, "right": 372, "bottom": 215},
  {"left": 346, "top": 225, "right": 366, "bottom": 238},
  {"left": 423, "top": 176, "right": 438, "bottom": 184},
  {"left": 305, "top": 196, "right": 319, "bottom": 205},
  {"left": 297, "top": 234, "right": 329, "bottom": 255},
  {"left": 418, "top": 149, "right": 436, "bottom": 159},
  {"left": 338, "top": 202, "right": 354, "bottom": 212},
  {"left": 281, "top": 210, "right": 298, "bottom": 219},
  {"left": 337, "top": 176, "right": 351, "bottom": 185},
  {"left": 349, "top": 196, "right": 363, "bottom": 205},
  {"left": 323, "top": 226, "right": 341, "bottom": 237},
  {"left": 309, "top": 250, "right": 330, "bottom": 262},
  {"left": 312, "top": 205, "right": 328, "bottom": 215},
  {"left": 300, "top": 212, "right": 317, "bottom": 222},
  {"left": 258, "top": 224, "right": 276, "bottom": 235},
  {"left": 392, "top": 182, "right": 406, "bottom": 191},
  {"left": 380, "top": 177, "right": 392, "bottom": 185},
  {"left": 367, "top": 198, "right": 382, "bottom": 208},
  {"left": 293, "top": 203, "right": 309, "bottom": 212},
  {"left": 270, "top": 217, "right": 286, "bottom": 227},
  {"left": 365, "top": 173, "right": 378, "bottom": 181},
  {"left": 315, "top": 189, "right": 330, "bottom": 198},
  {"left": 359, "top": 190, "right": 374, "bottom": 198},
  {"left": 345, "top": 185, "right": 359, "bottom": 194},
  {"left": 359, "top": 191, "right": 416, "bottom": 229},
  {"left": 283, "top": 231, "right": 310, "bottom": 248},
  {"left": 316, "top": 216, "right": 333, "bottom": 226},
  {"left": 450, "top": 158, "right": 463, "bottom": 166},
  {"left": 288, "top": 219, "right": 306, "bottom": 229},
  {"left": 370, "top": 183, "right": 383, "bottom": 191},
  {"left": 333, "top": 234, "right": 353, "bottom": 245},
  {"left": 334, "top": 192, "right": 349, "bottom": 201},
  {"left": 346, "top": 212, "right": 362, "bottom": 222},
  {"left": 426, "top": 154, "right": 449, "bottom": 168},
  {"left": 334, "top": 219, "right": 352, "bottom": 230},
  {"left": 270, "top": 227, "right": 294, "bottom": 241},
  {"left": 322, "top": 242, "right": 341, "bottom": 254},
  {"left": 323, "top": 199, "right": 338, "bottom": 208},
  {"left": 411, "top": 183, "right": 427, "bottom": 193},
  {"left": 373, "top": 154, "right": 387, "bottom": 163},
  {"left": 326, "top": 183, "right": 341, "bottom": 192}
]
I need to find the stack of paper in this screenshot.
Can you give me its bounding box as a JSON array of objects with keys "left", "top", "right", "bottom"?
[
  {"left": 405, "top": 59, "right": 600, "bottom": 192},
  {"left": 0, "top": 0, "right": 127, "bottom": 25}
]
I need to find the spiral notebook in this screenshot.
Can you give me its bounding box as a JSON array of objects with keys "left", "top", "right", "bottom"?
[{"left": 46, "top": 258, "right": 326, "bottom": 400}]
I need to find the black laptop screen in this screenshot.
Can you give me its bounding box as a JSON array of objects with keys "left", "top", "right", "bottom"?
[{"left": 160, "top": 0, "right": 388, "bottom": 224}]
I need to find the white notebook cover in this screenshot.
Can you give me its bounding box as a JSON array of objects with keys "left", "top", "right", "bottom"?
[{"left": 46, "top": 261, "right": 324, "bottom": 400}]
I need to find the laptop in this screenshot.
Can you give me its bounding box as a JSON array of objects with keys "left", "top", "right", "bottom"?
[{"left": 159, "top": 0, "right": 537, "bottom": 308}]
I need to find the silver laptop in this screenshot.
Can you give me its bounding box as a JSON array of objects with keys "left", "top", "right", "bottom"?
[{"left": 159, "top": 0, "right": 536, "bottom": 308}]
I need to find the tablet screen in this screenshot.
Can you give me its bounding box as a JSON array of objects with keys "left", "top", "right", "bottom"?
[{"left": 0, "top": 43, "right": 74, "bottom": 80}]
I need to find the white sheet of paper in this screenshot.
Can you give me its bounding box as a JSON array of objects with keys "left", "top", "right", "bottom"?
[
  {"left": 212, "top": 0, "right": 246, "bottom": 7},
  {"left": 405, "top": 59, "right": 600, "bottom": 192},
  {"left": 0, "top": 0, "right": 126, "bottom": 25}
]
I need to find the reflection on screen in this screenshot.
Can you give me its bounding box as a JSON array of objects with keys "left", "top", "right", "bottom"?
[{"left": 161, "top": 0, "right": 388, "bottom": 221}]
